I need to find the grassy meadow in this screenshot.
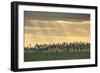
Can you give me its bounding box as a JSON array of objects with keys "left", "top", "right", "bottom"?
[{"left": 24, "top": 50, "right": 90, "bottom": 62}]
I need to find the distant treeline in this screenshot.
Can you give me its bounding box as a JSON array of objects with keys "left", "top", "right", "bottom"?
[{"left": 24, "top": 42, "right": 90, "bottom": 53}]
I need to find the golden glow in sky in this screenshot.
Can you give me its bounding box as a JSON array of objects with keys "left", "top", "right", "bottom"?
[{"left": 24, "top": 11, "right": 90, "bottom": 47}]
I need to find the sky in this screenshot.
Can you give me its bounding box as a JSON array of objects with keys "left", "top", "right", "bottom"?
[{"left": 24, "top": 11, "right": 90, "bottom": 47}]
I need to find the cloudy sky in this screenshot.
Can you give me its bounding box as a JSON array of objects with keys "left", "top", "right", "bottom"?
[{"left": 24, "top": 11, "right": 90, "bottom": 47}]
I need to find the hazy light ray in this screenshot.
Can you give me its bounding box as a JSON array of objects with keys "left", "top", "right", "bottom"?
[
  {"left": 24, "top": 11, "right": 90, "bottom": 47},
  {"left": 29, "top": 20, "right": 90, "bottom": 25},
  {"left": 57, "top": 21, "right": 69, "bottom": 36},
  {"left": 25, "top": 20, "right": 90, "bottom": 36}
]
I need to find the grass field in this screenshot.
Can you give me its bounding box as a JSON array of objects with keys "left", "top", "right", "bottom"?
[{"left": 24, "top": 50, "right": 90, "bottom": 62}]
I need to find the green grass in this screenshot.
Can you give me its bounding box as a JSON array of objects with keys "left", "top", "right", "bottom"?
[{"left": 24, "top": 50, "right": 90, "bottom": 62}]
